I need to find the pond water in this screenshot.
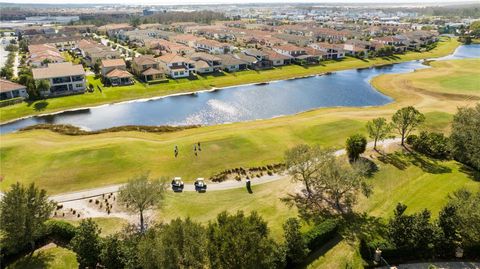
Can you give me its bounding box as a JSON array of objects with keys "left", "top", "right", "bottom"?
[{"left": 1, "top": 44, "right": 479, "bottom": 134}]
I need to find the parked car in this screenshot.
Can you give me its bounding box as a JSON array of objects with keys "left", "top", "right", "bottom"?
[
  {"left": 194, "top": 178, "right": 207, "bottom": 192},
  {"left": 171, "top": 177, "right": 184, "bottom": 192}
]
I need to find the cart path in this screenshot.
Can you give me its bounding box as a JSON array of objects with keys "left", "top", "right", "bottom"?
[{"left": 46, "top": 138, "right": 401, "bottom": 203}]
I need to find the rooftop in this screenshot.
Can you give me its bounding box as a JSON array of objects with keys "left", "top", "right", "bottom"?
[{"left": 32, "top": 62, "right": 85, "bottom": 80}]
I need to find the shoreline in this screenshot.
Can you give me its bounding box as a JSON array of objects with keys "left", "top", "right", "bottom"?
[{"left": 0, "top": 39, "right": 462, "bottom": 126}]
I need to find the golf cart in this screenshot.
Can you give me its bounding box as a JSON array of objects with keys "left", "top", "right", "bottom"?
[
  {"left": 194, "top": 178, "right": 207, "bottom": 192},
  {"left": 171, "top": 177, "right": 184, "bottom": 192}
]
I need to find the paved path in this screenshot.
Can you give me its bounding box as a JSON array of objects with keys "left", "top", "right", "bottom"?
[{"left": 49, "top": 138, "right": 401, "bottom": 203}]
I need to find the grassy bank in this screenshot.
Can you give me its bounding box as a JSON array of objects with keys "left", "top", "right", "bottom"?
[{"left": 0, "top": 37, "right": 460, "bottom": 123}]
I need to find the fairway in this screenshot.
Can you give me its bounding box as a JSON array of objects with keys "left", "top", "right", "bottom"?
[
  {"left": 6, "top": 245, "right": 78, "bottom": 269},
  {"left": 0, "top": 37, "right": 459, "bottom": 123},
  {"left": 372, "top": 58, "right": 480, "bottom": 98}
]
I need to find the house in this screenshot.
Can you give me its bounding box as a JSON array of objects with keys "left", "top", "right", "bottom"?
[
  {"left": 131, "top": 55, "right": 167, "bottom": 82},
  {"left": 308, "top": 43, "right": 345, "bottom": 59},
  {"left": 343, "top": 40, "right": 370, "bottom": 57},
  {"left": 156, "top": 53, "right": 195, "bottom": 79},
  {"left": 371, "top": 36, "right": 406, "bottom": 52},
  {"left": 28, "top": 44, "right": 65, "bottom": 67},
  {"left": 187, "top": 52, "right": 222, "bottom": 72},
  {"left": 243, "top": 49, "right": 272, "bottom": 69},
  {"left": 274, "top": 33, "right": 314, "bottom": 47},
  {"left": 77, "top": 39, "right": 121, "bottom": 66},
  {"left": 103, "top": 69, "right": 134, "bottom": 86},
  {"left": 32, "top": 62, "right": 86, "bottom": 97},
  {"left": 0, "top": 79, "right": 29, "bottom": 100},
  {"left": 195, "top": 39, "right": 232, "bottom": 54},
  {"left": 272, "top": 44, "right": 307, "bottom": 58},
  {"left": 101, "top": 59, "right": 133, "bottom": 86},
  {"left": 262, "top": 49, "right": 293, "bottom": 66},
  {"left": 215, "top": 54, "right": 248, "bottom": 72}
]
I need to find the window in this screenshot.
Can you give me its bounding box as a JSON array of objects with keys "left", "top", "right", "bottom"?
[
  {"left": 174, "top": 72, "right": 178, "bottom": 76},
  {"left": 76, "top": 84, "right": 83, "bottom": 88},
  {"left": 71, "top": 76, "right": 83, "bottom": 82},
  {"left": 52, "top": 76, "right": 72, "bottom": 84}
]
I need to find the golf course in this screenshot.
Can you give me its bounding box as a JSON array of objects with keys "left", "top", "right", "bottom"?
[{"left": 1, "top": 38, "right": 479, "bottom": 269}]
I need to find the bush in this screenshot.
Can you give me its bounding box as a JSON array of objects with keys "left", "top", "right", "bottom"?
[
  {"left": 406, "top": 131, "right": 450, "bottom": 159},
  {"left": 44, "top": 219, "right": 77, "bottom": 243},
  {"left": 303, "top": 219, "right": 339, "bottom": 250},
  {"left": 346, "top": 134, "right": 367, "bottom": 162}
]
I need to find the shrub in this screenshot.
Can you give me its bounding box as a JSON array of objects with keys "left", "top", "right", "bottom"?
[
  {"left": 346, "top": 134, "right": 367, "bottom": 162},
  {"left": 44, "top": 219, "right": 77, "bottom": 243},
  {"left": 303, "top": 219, "right": 339, "bottom": 250}
]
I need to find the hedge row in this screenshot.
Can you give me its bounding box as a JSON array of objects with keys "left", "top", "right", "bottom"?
[{"left": 19, "top": 123, "right": 200, "bottom": 136}]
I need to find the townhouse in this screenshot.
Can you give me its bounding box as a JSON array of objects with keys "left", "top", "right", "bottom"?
[
  {"left": 32, "top": 62, "right": 86, "bottom": 97},
  {"left": 371, "top": 36, "right": 407, "bottom": 52},
  {"left": 215, "top": 54, "right": 248, "bottom": 72}
]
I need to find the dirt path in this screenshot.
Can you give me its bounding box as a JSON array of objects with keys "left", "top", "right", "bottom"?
[{"left": 49, "top": 138, "right": 402, "bottom": 203}]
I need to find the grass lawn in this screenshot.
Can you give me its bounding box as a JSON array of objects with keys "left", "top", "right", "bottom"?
[
  {"left": 0, "top": 37, "right": 460, "bottom": 123},
  {"left": 6, "top": 245, "right": 78, "bottom": 269}
]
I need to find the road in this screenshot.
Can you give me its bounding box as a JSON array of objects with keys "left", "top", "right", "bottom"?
[{"left": 49, "top": 137, "right": 402, "bottom": 203}]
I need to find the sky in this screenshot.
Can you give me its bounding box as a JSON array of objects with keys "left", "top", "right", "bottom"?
[{"left": 2, "top": 0, "right": 472, "bottom": 5}]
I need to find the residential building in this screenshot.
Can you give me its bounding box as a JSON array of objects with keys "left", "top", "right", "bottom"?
[
  {"left": 308, "top": 43, "right": 345, "bottom": 59},
  {"left": 195, "top": 39, "right": 232, "bottom": 54},
  {"left": 32, "top": 62, "right": 86, "bottom": 97},
  {"left": 131, "top": 55, "right": 167, "bottom": 82},
  {"left": 0, "top": 79, "right": 29, "bottom": 100},
  {"left": 28, "top": 44, "right": 65, "bottom": 67},
  {"left": 101, "top": 59, "right": 133, "bottom": 86},
  {"left": 215, "top": 54, "right": 248, "bottom": 72},
  {"left": 156, "top": 53, "right": 195, "bottom": 79}
]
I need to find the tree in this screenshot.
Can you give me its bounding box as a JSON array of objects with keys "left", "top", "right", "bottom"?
[
  {"left": 345, "top": 134, "right": 367, "bottom": 162},
  {"left": 118, "top": 174, "right": 167, "bottom": 232},
  {"left": 207, "top": 211, "right": 284, "bottom": 269},
  {"left": 130, "top": 17, "right": 141, "bottom": 27},
  {"left": 93, "top": 61, "right": 101, "bottom": 75},
  {"left": 100, "top": 234, "right": 128, "bottom": 269},
  {"left": 366, "top": 117, "right": 391, "bottom": 150},
  {"left": 391, "top": 106, "right": 425, "bottom": 146},
  {"left": 0, "top": 182, "right": 55, "bottom": 254},
  {"left": 35, "top": 79, "right": 51, "bottom": 93},
  {"left": 283, "top": 218, "right": 308, "bottom": 265},
  {"left": 138, "top": 218, "right": 208, "bottom": 269},
  {"left": 70, "top": 218, "right": 102, "bottom": 268},
  {"left": 406, "top": 131, "right": 450, "bottom": 159},
  {"left": 443, "top": 189, "right": 480, "bottom": 247},
  {"left": 284, "top": 145, "right": 371, "bottom": 221},
  {"left": 450, "top": 104, "right": 480, "bottom": 170},
  {"left": 388, "top": 203, "right": 439, "bottom": 257}
]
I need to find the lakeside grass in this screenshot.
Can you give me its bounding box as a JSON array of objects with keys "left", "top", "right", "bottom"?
[{"left": 0, "top": 37, "right": 459, "bottom": 123}]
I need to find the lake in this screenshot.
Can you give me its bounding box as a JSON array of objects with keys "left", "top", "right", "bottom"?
[{"left": 1, "top": 44, "right": 479, "bottom": 134}]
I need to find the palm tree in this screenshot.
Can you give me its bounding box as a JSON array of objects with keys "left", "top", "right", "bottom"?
[{"left": 35, "top": 79, "right": 50, "bottom": 94}]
